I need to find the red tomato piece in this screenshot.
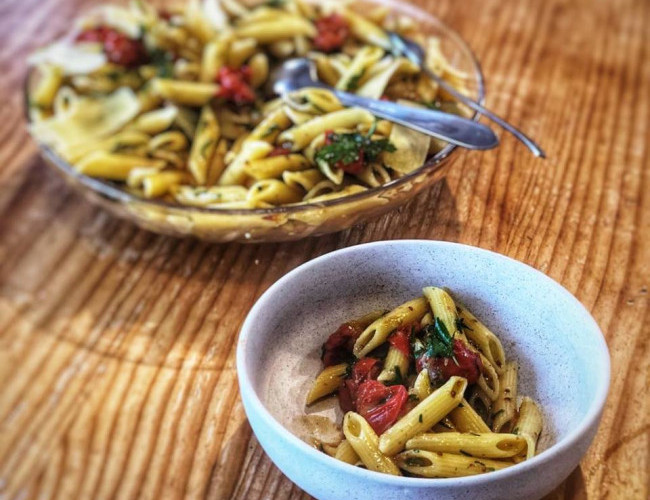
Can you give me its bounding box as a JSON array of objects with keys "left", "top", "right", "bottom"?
[
  {"left": 323, "top": 131, "right": 365, "bottom": 174},
  {"left": 338, "top": 357, "right": 381, "bottom": 412},
  {"left": 314, "top": 14, "right": 350, "bottom": 52},
  {"left": 356, "top": 380, "right": 408, "bottom": 435},
  {"left": 215, "top": 65, "right": 256, "bottom": 105},
  {"left": 76, "top": 26, "right": 147, "bottom": 67},
  {"left": 267, "top": 146, "right": 292, "bottom": 157},
  {"left": 387, "top": 324, "right": 414, "bottom": 359},
  {"left": 321, "top": 321, "right": 364, "bottom": 367},
  {"left": 417, "top": 339, "right": 483, "bottom": 385}
]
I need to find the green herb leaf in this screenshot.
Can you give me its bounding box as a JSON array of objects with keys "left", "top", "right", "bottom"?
[
  {"left": 314, "top": 132, "right": 396, "bottom": 170},
  {"left": 345, "top": 70, "right": 365, "bottom": 91},
  {"left": 423, "top": 318, "right": 454, "bottom": 359}
]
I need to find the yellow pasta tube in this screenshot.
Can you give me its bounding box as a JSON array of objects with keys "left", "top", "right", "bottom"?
[
  {"left": 189, "top": 105, "right": 220, "bottom": 184},
  {"left": 219, "top": 140, "right": 274, "bottom": 186},
  {"left": 200, "top": 35, "right": 231, "bottom": 82},
  {"left": 132, "top": 106, "right": 178, "bottom": 134},
  {"left": 152, "top": 79, "right": 218, "bottom": 106},
  {"left": 405, "top": 432, "right": 526, "bottom": 459},
  {"left": 335, "top": 46, "right": 384, "bottom": 91},
  {"left": 244, "top": 154, "right": 310, "bottom": 180},
  {"left": 248, "top": 52, "right": 269, "bottom": 88},
  {"left": 227, "top": 37, "right": 258, "bottom": 67},
  {"left": 354, "top": 297, "right": 428, "bottom": 358},
  {"left": 456, "top": 303, "right": 506, "bottom": 374},
  {"left": 247, "top": 107, "right": 291, "bottom": 143},
  {"left": 278, "top": 108, "right": 374, "bottom": 150},
  {"left": 75, "top": 152, "right": 164, "bottom": 180},
  {"left": 379, "top": 376, "right": 467, "bottom": 456},
  {"left": 449, "top": 399, "right": 491, "bottom": 434},
  {"left": 377, "top": 346, "right": 409, "bottom": 383},
  {"left": 306, "top": 363, "right": 348, "bottom": 405},
  {"left": 142, "top": 170, "right": 190, "bottom": 198},
  {"left": 395, "top": 450, "right": 511, "bottom": 477},
  {"left": 339, "top": 8, "right": 391, "bottom": 49},
  {"left": 333, "top": 439, "right": 360, "bottom": 465},
  {"left": 514, "top": 397, "right": 543, "bottom": 460},
  {"left": 206, "top": 138, "right": 229, "bottom": 185},
  {"left": 343, "top": 412, "right": 401, "bottom": 475},
  {"left": 235, "top": 18, "right": 316, "bottom": 43},
  {"left": 247, "top": 179, "right": 303, "bottom": 206},
  {"left": 492, "top": 361, "right": 518, "bottom": 432},
  {"left": 31, "top": 64, "right": 63, "bottom": 109},
  {"left": 173, "top": 185, "right": 248, "bottom": 206},
  {"left": 411, "top": 369, "right": 432, "bottom": 402},
  {"left": 422, "top": 286, "right": 461, "bottom": 337},
  {"left": 282, "top": 168, "right": 324, "bottom": 191}
]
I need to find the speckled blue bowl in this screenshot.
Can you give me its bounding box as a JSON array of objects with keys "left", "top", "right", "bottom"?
[{"left": 236, "top": 240, "right": 610, "bottom": 500}]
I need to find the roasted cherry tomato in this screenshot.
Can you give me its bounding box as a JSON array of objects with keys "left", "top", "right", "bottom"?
[
  {"left": 388, "top": 324, "right": 415, "bottom": 359},
  {"left": 356, "top": 380, "right": 408, "bottom": 435},
  {"left": 76, "top": 27, "right": 147, "bottom": 67},
  {"left": 416, "top": 339, "right": 483, "bottom": 385},
  {"left": 338, "top": 357, "right": 380, "bottom": 412},
  {"left": 215, "top": 65, "right": 256, "bottom": 105},
  {"left": 321, "top": 321, "right": 364, "bottom": 366},
  {"left": 314, "top": 14, "right": 350, "bottom": 52}
]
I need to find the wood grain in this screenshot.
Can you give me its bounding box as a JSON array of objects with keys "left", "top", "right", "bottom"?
[{"left": 0, "top": 0, "right": 648, "bottom": 498}]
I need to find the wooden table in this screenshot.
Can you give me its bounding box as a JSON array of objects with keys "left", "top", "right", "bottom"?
[{"left": 0, "top": 0, "right": 648, "bottom": 498}]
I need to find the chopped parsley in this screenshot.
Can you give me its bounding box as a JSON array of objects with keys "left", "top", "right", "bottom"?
[
  {"left": 149, "top": 48, "right": 174, "bottom": 78},
  {"left": 346, "top": 70, "right": 365, "bottom": 91},
  {"left": 423, "top": 318, "right": 455, "bottom": 359},
  {"left": 418, "top": 414, "right": 423, "bottom": 423},
  {"left": 386, "top": 365, "right": 406, "bottom": 386},
  {"left": 314, "top": 130, "right": 395, "bottom": 171}
]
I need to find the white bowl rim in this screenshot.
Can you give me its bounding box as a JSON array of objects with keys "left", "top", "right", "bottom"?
[{"left": 236, "top": 239, "right": 611, "bottom": 486}]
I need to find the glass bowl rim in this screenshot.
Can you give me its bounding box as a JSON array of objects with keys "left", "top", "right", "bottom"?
[{"left": 24, "top": 0, "right": 486, "bottom": 217}]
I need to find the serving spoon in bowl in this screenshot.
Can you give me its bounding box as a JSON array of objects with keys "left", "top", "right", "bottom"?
[
  {"left": 270, "top": 57, "right": 499, "bottom": 151},
  {"left": 388, "top": 32, "right": 546, "bottom": 158}
]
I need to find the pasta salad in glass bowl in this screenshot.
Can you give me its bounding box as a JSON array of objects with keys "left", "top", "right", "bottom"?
[{"left": 25, "top": 0, "right": 484, "bottom": 242}]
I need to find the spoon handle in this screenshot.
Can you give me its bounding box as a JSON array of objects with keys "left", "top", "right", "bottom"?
[{"left": 332, "top": 90, "right": 499, "bottom": 150}]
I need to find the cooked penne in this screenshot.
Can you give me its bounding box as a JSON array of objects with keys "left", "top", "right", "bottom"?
[
  {"left": 151, "top": 79, "right": 218, "bottom": 106},
  {"left": 410, "top": 369, "right": 432, "bottom": 401},
  {"left": 244, "top": 154, "right": 310, "bottom": 180},
  {"left": 395, "top": 450, "right": 511, "bottom": 477},
  {"left": 247, "top": 179, "right": 303, "bottom": 206},
  {"left": 514, "top": 397, "right": 543, "bottom": 460},
  {"left": 456, "top": 301, "right": 506, "bottom": 374},
  {"left": 343, "top": 412, "right": 401, "bottom": 475},
  {"left": 492, "top": 361, "right": 518, "bottom": 432},
  {"left": 333, "top": 439, "right": 360, "bottom": 465},
  {"left": 188, "top": 105, "right": 220, "bottom": 184},
  {"left": 306, "top": 363, "right": 348, "bottom": 405},
  {"left": 449, "top": 399, "right": 491, "bottom": 434},
  {"left": 405, "top": 432, "right": 526, "bottom": 459},
  {"left": 377, "top": 346, "right": 409, "bottom": 383},
  {"left": 354, "top": 297, "right": 428, "bottom": 357},
  {"left": 75, "top": 151, "right": 165, "bottom": 180},
  {"left": 379, "top": 376, "right": 467, "bottom": 456}
]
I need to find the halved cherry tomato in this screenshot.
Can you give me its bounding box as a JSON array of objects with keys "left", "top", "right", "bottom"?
[
  {"left": 314, "top": 14, "right": 349, "bottom": 52},
  {"left": 416, "top": 339, "right": 483, "bottom": 385},
  {"left": 388, "top": 324, "right": 415, "bottom": 359},
  {"left": 338, "top": 357, "right": 380, "bottom": 412},
  {"left": 76, "top": 27, "right": 147, "bottom": 67},
  {"left": 321, "top": 321, "right": 364, "bottom": 366},
  {"left": 356, "top": 380, "right": 408, "bottom": 435},
  {"left": 215, "top": 65, "right": 256, "bottom": 105}
]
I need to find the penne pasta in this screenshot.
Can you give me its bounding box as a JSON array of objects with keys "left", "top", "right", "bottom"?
[
  {"left": 395, "top": 450, "right": 511, "bottom": 477},
  {"left": 343, "top": 412, "right": 401, "bottom": 475},
  {"left": 306, "top": 363, "right": 348, "bottom": 405},
  {"left": 449, "top": 399, "right": 491, "bottom": 434},
  {"left": 405, "top": 432, "right": 527, "bottom": 459},
  {"left": 492, "top": 361, "right": 518, "bottom": 432},
  {"left": 379, "top": 376, "right": 467, "bottom": 456},
  {"left": 514, "top": 397, "right": 543, "bottom": 460}
]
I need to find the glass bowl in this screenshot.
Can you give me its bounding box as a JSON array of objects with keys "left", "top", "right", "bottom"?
[{"left": 25, "top": 0, "right": 485, "bottom": 243}]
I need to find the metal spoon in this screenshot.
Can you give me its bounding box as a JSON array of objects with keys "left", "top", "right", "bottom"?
[
  {"left": 388, "top": 32, "right": 546, "bottom": 158},
  {"left": 270, "top": 58, "right": 499, "bottom": 151}
]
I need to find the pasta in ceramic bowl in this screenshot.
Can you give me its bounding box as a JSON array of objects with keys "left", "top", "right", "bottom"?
[
  {"left": 237, "top": 241, "right": 610, "bottom": 499},
  {"left": 25, "top": 0, "right": 483, "bottom": 242}
]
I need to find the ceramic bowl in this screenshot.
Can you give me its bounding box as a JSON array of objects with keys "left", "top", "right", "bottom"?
[{"left": 236, "top": 240, "right": 610, "bottom": 500}]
